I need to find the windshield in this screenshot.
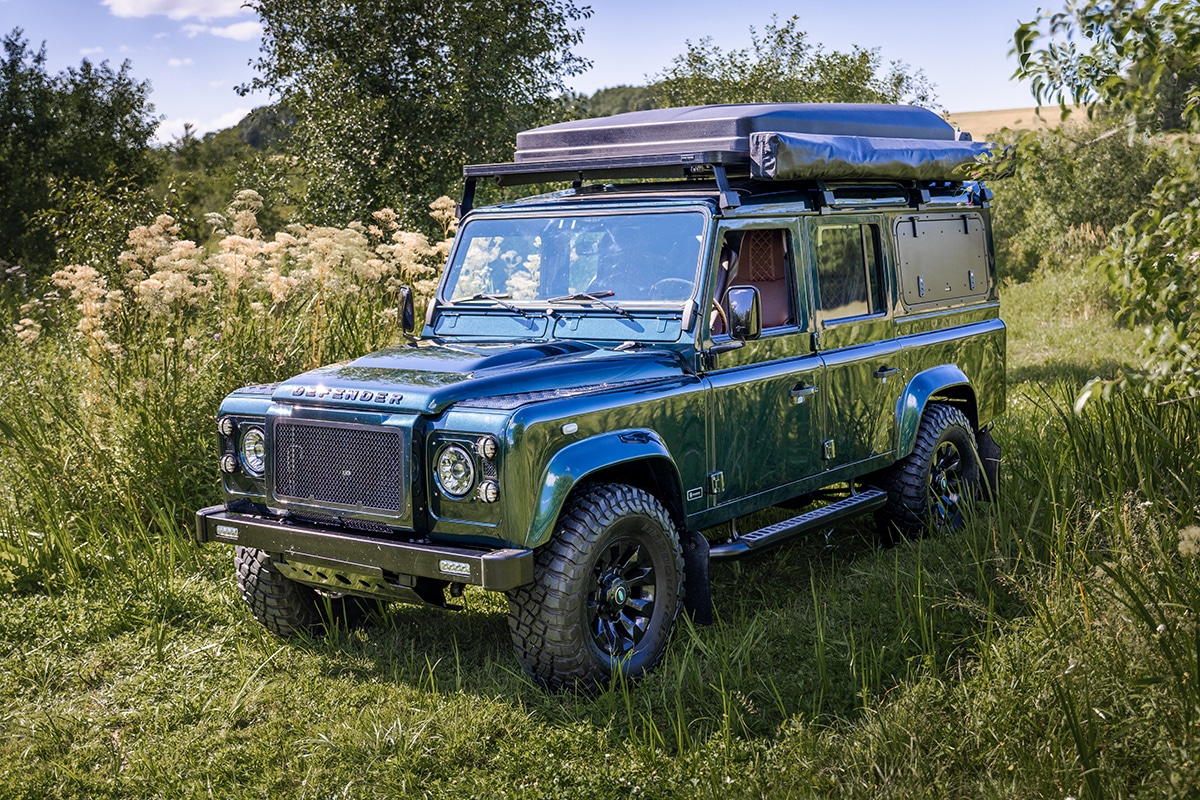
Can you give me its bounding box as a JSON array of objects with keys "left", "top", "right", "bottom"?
[{"left": 442, "top": 211, "right": 707, "bottom": 306}]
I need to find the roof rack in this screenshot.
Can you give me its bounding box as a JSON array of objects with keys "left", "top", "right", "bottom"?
[{"left": 461, "top": 104, "right": 992, "bottom": 214}]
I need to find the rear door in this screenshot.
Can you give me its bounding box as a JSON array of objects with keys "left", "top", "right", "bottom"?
[{"left": 804, "top": 215, "right": 903, "bottom": 467}]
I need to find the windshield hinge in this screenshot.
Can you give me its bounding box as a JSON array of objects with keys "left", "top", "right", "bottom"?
[
  {"left": 811, "top": 330, "right": 822, "bottom": 352},
  {"left": 458, "top": 177, "right": 477, "bottom": 217},
  {"left": 713, "top": 164, "right": 740, "bottom": 210}
]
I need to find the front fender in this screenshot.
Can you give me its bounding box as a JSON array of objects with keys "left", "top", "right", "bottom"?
[
  {"left": 527, "top": 430, "right": 680, "bottom": 549},
  {"left": 895, "top": 365, "right": 972, "bottom": 456}
]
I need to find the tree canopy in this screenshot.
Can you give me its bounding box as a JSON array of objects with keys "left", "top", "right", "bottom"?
[
  {"left": 243, "top": 0, "right": 591, "bottom": 230},
  {"left": 0, "top": 29, "right": 159, "bottom": 274},
  {"left": 652, "top": 16, "right": 937, "bottom": 108},
  {"left": 1014, "top": 1, "right": 1200, "bottom": 396}
]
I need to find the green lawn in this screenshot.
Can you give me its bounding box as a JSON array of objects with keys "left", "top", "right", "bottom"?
[{"left": 5, "top": 272, "right": 1199, "bottom": 799}]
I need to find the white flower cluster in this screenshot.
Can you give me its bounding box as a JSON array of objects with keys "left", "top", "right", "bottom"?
[{"left": 29, "top": 192, "right": 456, "bottom": 355}]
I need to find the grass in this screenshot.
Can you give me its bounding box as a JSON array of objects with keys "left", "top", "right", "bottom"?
[{"left": 5, "top": 249, "right": 1200, "bottom": 797}]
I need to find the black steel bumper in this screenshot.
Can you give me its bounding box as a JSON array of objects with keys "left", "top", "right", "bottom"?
[{"left": 194, "top": 505, "right": 533, "bottom": 591}]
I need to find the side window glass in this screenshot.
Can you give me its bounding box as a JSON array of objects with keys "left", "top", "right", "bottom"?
[
  {"left": 815, "top": 224, "right": 885, "bottom": 322},
  {"left": 713, "top": 228, "right": 796, "bottom": 335}
]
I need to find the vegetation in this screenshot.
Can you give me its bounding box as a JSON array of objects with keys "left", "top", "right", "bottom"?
[
  {"left": 1013, "top": 0, "right": 1200, "bottom": 395},
  {"left": 241, "top": 0, "right": 592, "bottom": 230},
  {"left": 1, "top": 178, "right": 1196, "bottom": 795},
  {"left": 1, "top": 3, "right": 1197, "bottom": 796},
  {"left": 652, "top": 15, "right": 936, "bottom": 108},
  {"left": 987, "top": 116, "right": 1174, "bottom": 283},
  {"left": 0, "top": 28, "right": 160, "bottom": 278}
]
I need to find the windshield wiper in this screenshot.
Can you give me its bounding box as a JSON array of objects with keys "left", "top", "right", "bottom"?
[
  {"left": 456, "top": 293, "right": 529, "bottom": 317},
  {"left": 547, "top": 291, "right": 630, "bottom": 317}
]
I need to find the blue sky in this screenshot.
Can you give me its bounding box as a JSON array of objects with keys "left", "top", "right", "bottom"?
[{"left": 0, "top": 0, "right": 1048, "bottom": 142}]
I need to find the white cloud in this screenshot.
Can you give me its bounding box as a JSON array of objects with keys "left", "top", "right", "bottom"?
[
  {"left": 180, "top": 21, "right": 262, "bottom": 41},
  {"left": 167, "top": 57, "right": 194, "bottom": 68},
  {"left": 153, "top": 32, "right": 169, "bottom": 39},
  {"left": 80, "top": 46, "right": 105, "bottom": 57},
  {"left": 103, "top": 0, "right": 248, "bottom": 22},
  {"left": 209, "top": 21, "right": 262, "bottom": 41},
  {"left": 155, "top": 106, "right": 250, "bottom": 143}
]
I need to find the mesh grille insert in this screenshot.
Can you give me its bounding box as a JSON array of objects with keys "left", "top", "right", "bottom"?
[{"left": 273, "top": 421, "right": 405, "bottom": 513}]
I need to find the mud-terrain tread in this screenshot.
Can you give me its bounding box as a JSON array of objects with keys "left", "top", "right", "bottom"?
[
  {"left": 234, "top": 546, "right": 369, "bottom": 636},
  {"left": 506, "top": 483, "right": 684, "bottom": 692},
  {"left": 873, "top": 403, "right": 980, "bottom": 539}
]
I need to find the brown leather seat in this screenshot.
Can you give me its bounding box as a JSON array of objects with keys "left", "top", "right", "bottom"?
[{"left": 736, "top": 229, "right": 792, "bottom": 328}]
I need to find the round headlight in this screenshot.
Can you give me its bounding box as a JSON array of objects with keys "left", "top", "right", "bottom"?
[
  {"left": 240, "top": 426, "right": 266, "bottom": 476},
  {"left": 435, "top": 444, "right": 475, "bottom": 499}
]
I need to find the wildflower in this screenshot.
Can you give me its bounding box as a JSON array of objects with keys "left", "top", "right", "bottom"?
[
  {"left": 1179, "top": 526, "right": 1200, "bottom": 558},
  {"left": 429, "top": 195, "right": 459, "bottom": 238},
  {"left": 13, "top": 318, "right": 40, "bottom": 346}
]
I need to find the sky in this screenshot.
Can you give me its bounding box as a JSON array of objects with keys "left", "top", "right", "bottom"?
[{"left": 0, "top": 0, "right": 1050, "bottom": 143}]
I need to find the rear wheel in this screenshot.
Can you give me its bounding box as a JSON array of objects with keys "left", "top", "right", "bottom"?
[
  {"left": 506, "top": 483, "right": 684, "bottom": 691},
  {"left": 874, "top": 403, "right": 981, "bottom": 539},
  {"left": 234, "top": 546, "right": 372, "bottom": 636}
]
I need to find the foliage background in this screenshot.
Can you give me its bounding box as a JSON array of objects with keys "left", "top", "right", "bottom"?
[{"left": 2, "top": 1, "right": 1200, "bottom": 796}]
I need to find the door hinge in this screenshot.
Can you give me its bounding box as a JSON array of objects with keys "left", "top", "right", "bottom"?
[
  {"left": 707, "top": 472, "right": 725, "bottom": 495},
  {"left": 811, "top": 330, "right": 822, "bottom": 352},
  {"left": 822, "top": 440, "right": 836, "bottom": 461}
]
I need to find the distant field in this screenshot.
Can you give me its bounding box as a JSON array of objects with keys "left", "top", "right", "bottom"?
[{"left": 945, "top": 106, "right": 1082, "bottom": 139}]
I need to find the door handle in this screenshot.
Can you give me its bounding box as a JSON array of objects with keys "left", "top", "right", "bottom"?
[
  {"left": 874, "top": 366, "right": 901, "bottom": 380},
  {"left": 789, "top": 384, "right": 819, "bottom": 404}
]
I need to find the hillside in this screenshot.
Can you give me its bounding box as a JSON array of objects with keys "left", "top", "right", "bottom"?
[{"left": 945, "top": 106, "right": 1082, "bottom": 139}]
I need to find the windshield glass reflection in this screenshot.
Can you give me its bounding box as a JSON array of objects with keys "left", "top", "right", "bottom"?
[{"left": 442, "top": 212, "right": 706, "bottom": 307}]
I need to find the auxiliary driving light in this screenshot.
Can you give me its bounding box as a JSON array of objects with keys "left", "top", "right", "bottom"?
[
  {"left": 220, "top": 455, "right": 239, "bottom": 474},
  {"left": 217, "top": 416, "right": 237, "bottom": 437},
  {"left": 477, "top": 480, "right": 500, "bottom": 503},
  {"left": 475, "top": 435, "right": 499, "bottom": 460}
]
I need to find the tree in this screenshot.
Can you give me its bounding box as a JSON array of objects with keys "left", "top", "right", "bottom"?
[
  {"left": 243, "top": 0, "right": 591, "bottom": 230},
  {"left": 652, "top": 16, "right": 937, "bottom": 108},
  {"left": 1014, "top": 1, "right": 1200, "bottom": 396},
  {"left": 0, "top": 29, "right": 160, "bottom": 275}
]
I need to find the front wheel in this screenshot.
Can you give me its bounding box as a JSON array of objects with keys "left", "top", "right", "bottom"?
[
  {"left": 873, "top": 403, "right": 981, "bottom": 539},
  {"left": 234, "top": 546, "right": 372, "bottom": 636},
  {"left": 506, "top": 483, "right": 684, "bottom": 691}
]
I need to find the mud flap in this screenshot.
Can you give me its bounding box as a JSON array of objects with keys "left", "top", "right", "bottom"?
[
  {"left": 976, "top": 429, "right": 1000, "bottom": 502},
  {"left": 680, "top": 529, "right": 712, "bottom": 625}
]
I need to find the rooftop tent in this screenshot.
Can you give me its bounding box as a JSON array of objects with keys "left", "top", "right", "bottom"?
[
  {"left": 513, "top": 103, "right": 960, "bottom": 161},
  {"left": 464, "top": 102, "right": 995, "bottom": 194}
]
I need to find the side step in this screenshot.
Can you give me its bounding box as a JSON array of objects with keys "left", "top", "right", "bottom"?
[{"left": 708, "top": 488, "right": 887, "bottom": 561}]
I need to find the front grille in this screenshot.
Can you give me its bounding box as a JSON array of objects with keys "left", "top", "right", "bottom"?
[{"left": 273, "top": 420, "right": 405, "bottom": 513}]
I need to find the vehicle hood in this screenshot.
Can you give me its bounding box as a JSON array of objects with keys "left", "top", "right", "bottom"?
[{"left": 271, "top": 340, "right": 689, "bottom": 413}]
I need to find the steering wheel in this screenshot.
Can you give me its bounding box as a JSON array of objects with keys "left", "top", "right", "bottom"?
[{"left": 648, "top": 278, "right": 693, "bottom": 301}]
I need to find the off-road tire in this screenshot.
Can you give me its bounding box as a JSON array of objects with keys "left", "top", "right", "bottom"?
[
  {"left": 506, "top": 483, "right": 684, "bottom": 692},
  {"left": 873, "top": 403, "right": 981, "bottom": 540},
  {"left": 234, "top": 546, "right": 371, "bottom": 636}
]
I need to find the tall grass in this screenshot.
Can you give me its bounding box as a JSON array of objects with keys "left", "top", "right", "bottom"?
[{"left": 2, "top": 193, "right": 1199, "bottom": 797}]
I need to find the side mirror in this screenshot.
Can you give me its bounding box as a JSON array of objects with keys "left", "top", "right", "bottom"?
[
  {"left": 726, "top": 286, "right": 761, "bottom": 341},
  {"left": 398, "top": 285, "right": 415, "bottom": 334}
]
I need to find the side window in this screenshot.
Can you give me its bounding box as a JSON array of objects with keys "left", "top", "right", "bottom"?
[
  {"left": 714, "top": 228, "right": 796, "bottom": 334},
  {"left": 814, "top": 223, "right": 885, "bottom": 322}
]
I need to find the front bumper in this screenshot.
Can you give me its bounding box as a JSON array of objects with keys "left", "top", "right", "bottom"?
[{"left": 195, "top": 505, "right": 533, "bottom": 591}]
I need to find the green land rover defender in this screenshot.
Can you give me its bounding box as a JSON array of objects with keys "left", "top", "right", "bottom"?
[{"left": 196, "top": 103, "right": 1004, "bottom": 690}]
